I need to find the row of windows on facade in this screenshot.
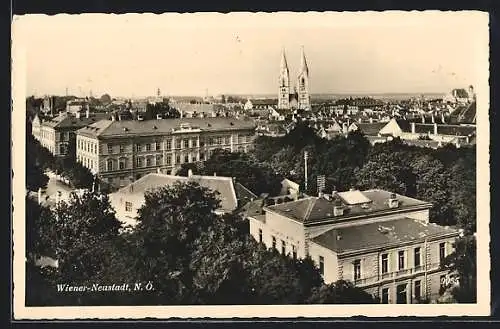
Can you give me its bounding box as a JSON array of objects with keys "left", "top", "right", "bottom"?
[
  {"left": 380, "top": 273, "right": 450, "bottom": 304},
  {"left": 77, "top": 135, "right": 253, "bottom": 155},
  {"left": 80, "top": 145, "right": 250, "bottom": 172},
  {"left": 260, "top": 229, "right": 448, "bottom": 280}
]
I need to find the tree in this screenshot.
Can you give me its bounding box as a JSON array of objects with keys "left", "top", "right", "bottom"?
[
  {"left": 306, "top": 280, "right": 378, "bottom": 304},
  {"left": 26, "top": 196, "right": 57, "bottom": 260},
  {"left": 444, "top": 234, "right": 477, "bottom": 303},
  {"left": 128, "top": 182, "right": 221, "bottom": 304},
  {"left": 409, "top": 155, "right": 453, "bottom": 225},
  {"left": 100, "top": 94, "right": 112, "bottom": 105},
  {"left": 51, "top": 192, "right": 122, "bottom": 284},
  {"left": 355, "top": 152, "right": 416, "bottom": 196}
]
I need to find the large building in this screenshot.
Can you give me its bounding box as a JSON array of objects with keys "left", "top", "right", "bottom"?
[
  {"left": 278, "top": 47, "right": 310, "bottom": 111},
  {"left": 75, "top": 117, "right": 256, "bottom": 189},
  {"left": 248, "top": 189, "right": 459, "bottom": 303},
  {"left": 31, "top": 110, "right": 109, "bottom": 156},
  {"left": 108, "top": 171, "right": 251, "bottom": 227}
]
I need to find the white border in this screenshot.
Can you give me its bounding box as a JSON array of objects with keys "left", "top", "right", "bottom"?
[{"left": 11, "top": 11, "right": 491, "bottom": 319}]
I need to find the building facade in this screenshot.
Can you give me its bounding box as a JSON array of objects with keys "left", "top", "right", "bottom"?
[
  {"left": 75, "top": 117, "right": 257, "bottom": 189},
  {"left": 31, "top": 111, "right": 109, "bottom": 156},
  {"left": 248, "top": 189, "right": 459, "bottom": 303},
  {"left": 278, "top": 47, "right": 310, "bottom": 111}
]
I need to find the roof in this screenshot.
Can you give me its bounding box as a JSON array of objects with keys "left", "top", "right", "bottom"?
[
  {"left": 355, "top": 122, "right": 386, "bottom": 136},
  {"left": 77, "top": 117, "right": 256, "bottom": 139},
  {"left": 41, "top": 113, "right": 109, "bottom": 129},
  {"left": 251, "top": 99, "right": 278, "bottom": 106},
  {"left": 112, "top": 173, "right": 238, "bottom": 212},
  {"left": 234, "top": 182, "right": 258, "bottom": 207},
  {"left": 452, "top": 88, "right": 469, "bottom": 99},
  {"left": 311, "top": 217, "right": 459, "bottom": 254},
  {"left": 265, "top": 189, "right": 432, "bottom": 225},
  {"left": 437, "top": 125, "right": 475, "bottom": 136}
]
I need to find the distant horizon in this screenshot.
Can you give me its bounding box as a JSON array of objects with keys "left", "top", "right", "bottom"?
[{"left": 14, "top": 12, "right": 488, "bottom": 98}]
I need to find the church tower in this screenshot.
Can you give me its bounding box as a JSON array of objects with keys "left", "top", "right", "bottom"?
[
  {"left": 297, "top": 46, "right": 310, "bottom": 110},
  {"left": 278, "top": 49, "right": 290, "bottom": 109}
]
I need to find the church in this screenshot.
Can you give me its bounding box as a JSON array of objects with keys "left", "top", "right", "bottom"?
[{"left": 278, "top": 47, "right": 311, "bottom": 111}]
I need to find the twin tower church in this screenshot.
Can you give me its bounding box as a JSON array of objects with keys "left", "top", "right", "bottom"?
[{"left": 278, "top": 47, "right": 311, "bottom": 110}]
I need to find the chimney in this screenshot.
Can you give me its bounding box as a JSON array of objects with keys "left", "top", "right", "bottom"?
[
  {"left": 333, "top": 199, "right": 344, "bottom": 216},
  {"left": 369, "top": 117, "right": 373, "bottom": 123},
  {"left": 86, "top": 108, "right": 90, "bottom": 118},
  {"left": 129, "top": 184, "right": 134, "bottom": 193},
  {"left": 433, "top": 122, "right": 438, "bottom": 135},
  {"left": 388, "top": 193, "right": 399, "bottom": 208},
  {"left": 336, "top": 233, "right": 342, "bottom": 241},
  {"left": 38, "top": 187, "right": 42, "bottom": 205},
  {"left": 75, "top": 111, "right": 81, "bottom": 119},
  {"left": 188, "top": 169, "right": 193, "bottom": 177},
  {"left": 411, "top": 122, "right": 416, "bottom": 134}
]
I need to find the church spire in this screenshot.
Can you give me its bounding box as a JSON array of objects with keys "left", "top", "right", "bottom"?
[
  {"left": 280, "top": 48, "right": 289, "bottom": 72},
  {"left": 300, "top": 46, "right": 309, "bottom": 76}
]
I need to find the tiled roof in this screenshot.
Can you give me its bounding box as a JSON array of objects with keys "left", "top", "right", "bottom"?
[
  {"left": 251, "top": 99, "right": 278, "bottom": 106},
  {"left": 265, "top": 189, "right": 431, "bottom": 225},
  {"left": 234, "top": 182, "right": 258, "bottom": 207},
  {"left": 311, "top": 217, "right": 459, "bottom": 254},
  {"left": 437, "top": 125, "right": 475, "bottom": 136},
  {"left": 113, "top": 173, "right": 238, "bottom": 212},
  {"left": 355, "top": 123, "right": 386, "bottom": 136},
  {"left": 41, "top": 113, "right": 110, "bottom": 129},
  {"left": 77, "top": 117, "right": 256, "bottom": 138}
]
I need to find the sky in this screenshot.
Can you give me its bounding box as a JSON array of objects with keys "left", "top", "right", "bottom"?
[{"left": 13, "top": 11, "right": 489, "bottom": 98}]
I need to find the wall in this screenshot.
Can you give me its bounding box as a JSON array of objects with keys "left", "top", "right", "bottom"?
[
  {"left": 308, "top": 241, "right": 339, "bottom": 284},
  {"left": 260, "top": 210, "right": 307, "bottom": 258}
]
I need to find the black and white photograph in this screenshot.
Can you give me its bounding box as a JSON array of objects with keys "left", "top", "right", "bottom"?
[{"left": 12, "top": 11, "right": 490, "bottom": 318}]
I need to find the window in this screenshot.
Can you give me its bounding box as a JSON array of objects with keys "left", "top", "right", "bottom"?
[
  {"left": 175, "top": 140, "right": 181, "bottom": 149},
  {"left": 166, "top": 140, "right": 172, "bottom": 150},
  {"left": 396, "top": 284, "right": 407, "bottom": 304},
  {"left": 272, "top": 236, "right": 276, "bottom": 249},
  {"left": 135, "top": 144, "right": 141, "bottom": 152},
  {"left": 281, "top": 240, "right": 286, "bottom": 255},
  {"left": 353, "top": 259, "right": 361, "bottom": 280},
  {"left": 166, "top": 155, "right": 172, "bottom": 165},
  {"left": 136, "top": 157, "right": 143, "bottom": 167},
  {"left": 125, "top": 202, "right": 132, "bottom": 212},
  {"left": 319, "top": 256, "right": 325, "bottom": 276},
  {"left": 292, "top": 245, "right": 297, "bottom": 259},
  {"left": 200, "top": 152, "right": 205, "bottom": 161},
  {"left": 120, "top": 145, "right": 125, "bottom": 153},
  {"left": 184, "top": 154, "right": 189, "bottom": 163},
  {"left": 183, "top": 139, "right": 189, "bottom": 148},
  {"left": 238, "top": 136, "right": 244, "bottom": 144},
  {"left": 192, "top": 139, "right": 198, "bottom": 147},
  {"left": 146, "top": 157, "right": 152, "bottom": 167},
  {"left": 107, "top": 159, "right": 113, "bottom": 171},
  {"left": 176, "top": 155, "right": 181, "bottom": 164},
  {"left": 156, "top": 155, "right": 162, "bottom": 165},
  {"left": 156, "top": 142, "right": 161, "bottom": 150},
  {"left": 439, "top": 242, "right": 446, "bottom": 264},
  {"left": 381, "top": 288, "right": 389, "bottom": 304},
  {"left": 225, "top": 136, "right": 230, "bottom": 144},
  {"left": 208, "top": 137, "right": 214, "bottom": 146},
  {"left": 119, "top": 159, "right": 125, "bottom": 170},
  {"left": 398, "top": 250, "right": 405, "bottom": 270},
  {"left": 108, "top": 144, "right": 113, "bottom": 154},
  {"left": 414, "top": 280, "right": 421, "bottom": 301},
  {"left": 258, "top": 229, "right": 263, "bottom": 243},
  {"left": 381, "top": 253, "right": 389, "bottom": 274},
  {"left": 200, "top": 139, "right": 205, "bottom": 147},
  {"left": 146, "top": 143, "right": 151, "bottom": 151},
  {"left": 414, "top": 247, "right": 421, "bottom": 268}
]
